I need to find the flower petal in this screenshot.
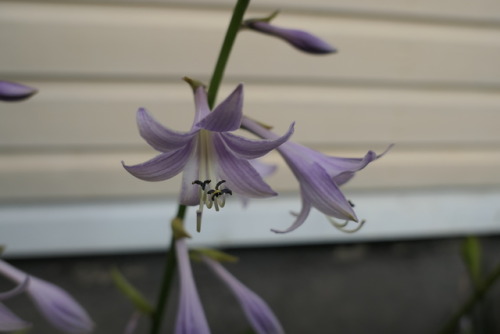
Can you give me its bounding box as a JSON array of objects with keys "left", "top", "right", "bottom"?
[
  {"left": 300, "top": 163, "right": 357, "bottom": 221},
  {"left": 0, "top": 260, "right": 93, "bottom": 334},
  {"left": 179, "top": 149, "right": 201, "bottom": 206},
  {"left": 28, "top": 278, "right": 94, "bottom": 334},
  {"left": 247, "top": 21, "right": 336, "bottom": 55},
  {"left": 175, "top": 239, "right": 210, "bottom": 334},
  {"left": 197, "top": 84, "right": 243, "bottom": 132},
  {"left": 0, "top": 81, "right": 37, "bottom": 102},
  {"left": 137, "top": 108, "right": 198, "bottom": 152},
  {"left": 213, "top": 134, "right": 277, "bottom": 198},
  {"left": 203, "top": 257, "right": 284, "bottom": 334},
  {"left": 0, "top": 277, "right": 29, "bottom": 300},
  {"left": 193, "top": 87, "right": 211, "bottom": 126},
  {"left": 271, "top": 197, "right": 312, "bottom": 234},
  {"left": 220, "top": 122, "right": 294, "bottom": 160},
  {"left": 249, "top": 159, "right": 277, "bottom": 180},
  {"left": 0, "top": 303, "right": 31, "bottom": 331},
  {"left": 122, "top": 140, "right": 195, "bottom": 181}
]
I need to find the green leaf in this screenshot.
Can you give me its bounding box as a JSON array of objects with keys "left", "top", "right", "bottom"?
[
  {"left": 190, "top": 248, "right": 238, "bottom": 263},
  {"left": 111, "top": 267, "right": 154, "bottom": 315},
  {"left": 461, "top": 236, "right": 482, "bottom": 289}
]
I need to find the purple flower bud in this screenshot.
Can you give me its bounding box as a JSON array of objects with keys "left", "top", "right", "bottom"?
[
  {"left": 175, "top": 239, "right": 211, "bottom": 334},
  {"left": 0, "top": 260, "right": 94, "bottom": 334},
  {"left": 0, "top": 81, "right": 37, "bottom": 102},
  {"left": 245, "top": 20, "right": 336, "bottom": 55}
]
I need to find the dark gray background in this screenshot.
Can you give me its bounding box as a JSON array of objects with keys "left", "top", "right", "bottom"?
[{"left": 2, "top": 236, "right": 499, "bottom": 334}]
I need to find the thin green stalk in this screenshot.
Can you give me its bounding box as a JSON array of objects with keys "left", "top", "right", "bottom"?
[
  {"left": 149, "top": 1, "right": 250, "bottom": 332},
  {"left": 207, "top": 0, "right": 250, "bottom": 109},
  {"left": 149, "top": 205, "right": 186, "bottom": 334},
  {"left": 438, "top": 265, "right": 500, "bottom": 334}
]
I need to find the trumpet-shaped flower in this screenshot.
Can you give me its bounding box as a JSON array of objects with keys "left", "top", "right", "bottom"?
[
  {"left": 243, "top": 18, "right": 336, "bottom": 55},
  {"left": 242, "top": 117, "right": 389, "bottom": 233},
  {"left": 0, "top": 278, "right": 31, "bottom": 331},
  {"left": 123, "top": 82, "right": 294, "bottom": 229},
  {"left": 203, "top": 257, "right": 284, "bottom": 334},
  {"left": 0, "top": 80, "right": 37, "bottom": 102},
  {"left": 0, "top": 260, "right": 94, "bottom": 334},
  {"left": 175, "top": 238, "right": 210, "bottom": 334}
]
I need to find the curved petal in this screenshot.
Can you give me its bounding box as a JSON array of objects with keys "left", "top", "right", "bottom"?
[
  {"left": 192, "top": 87, "right": 211, "bottom": 127},
  {"left": 28, "top": 277, "right": 94, "bottom": 334},
  {"left": 213, "top": 134, "right": 277, "bottom": 198},
  {"left": 220, "top": 122, "right": 294, "bottom": 160},
  {"left": 300, "top": 163, "right": 357, "bottom": 221},
  {"left": 0, "top": 277, "right": 29, "bottom": 300},
  {"left": 203, "top": 257, "right": 284, "bottom": 334},
  {"left": 137, "top": 108, "right": 197, "bottom": 152},
  {"left": 122, "top": 140, "right": 195, "bottom": 181},
  {"left": 197, "top": 84, "right": 243, "bottom": 132},
  {"left": 175, "top": 239, "right": 210, "bottom": 334},
  {"left": 271, "top": 197, "right": 312, "bottom": 234},
  {"left": 0, "top": 303, "right": 31, "bottom": 331}
]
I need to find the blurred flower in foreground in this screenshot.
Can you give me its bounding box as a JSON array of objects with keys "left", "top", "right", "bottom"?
[
  {"left": 242, "top": 117, "right": 390, "bottom": 233},
  {"left": 243, "top": 12, "right": 336, "bottom": 55},
  {"left": 203, "top": 256, "right": 284, "bottom": 334},
  {"left": 123, "top": 79, "right": 294, "bottom": 230},
  {"left": 0, "top": 259, "right": 94, "bottom": 334},
  {"left": 0, "top": 80, "right": 37, "bottom": 102},
  {"left": 0, "top": 278, "right": 31, "bottom": 331},
  {"left": 175, "top": 238, "right": 210, "bottom": 334}
]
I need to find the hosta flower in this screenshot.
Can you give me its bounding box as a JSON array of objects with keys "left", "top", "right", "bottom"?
[
  {"left": 0, "top": 80, "right": 37, "bottom": 102},
  {"left": 243, "top": 14, "right": 336, "bottom": 55},
  {"left": 0, "top": 259, "right": 94, "bottom": 334},
  {"left": 0, "top": 278, "right": 31, "bottom": 331},
  {"left": 203, "top": 257, "right": 284, "bottom": 334},
  {"left": 242, "top": 117, "right": 389, "bottom": 233},
  {"left": 123, "top": 80, "right": 294, "bottom": 230},
  {"left": 175, "top": 238, "right": 210, "bottom": 334}
]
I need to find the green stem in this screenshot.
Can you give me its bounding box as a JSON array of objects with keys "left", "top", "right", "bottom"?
[
  {"left": 207, "top": 0, "right": 250, "bottom": 109},
  {"left": 438, "top": 265, "right": 500, "bottom": 334},
  {"left": 149, "top": 2, "right": 250, "bottom": 332},
  {"left": 149, "top": 205, "right": 187, "bottom": 334}
]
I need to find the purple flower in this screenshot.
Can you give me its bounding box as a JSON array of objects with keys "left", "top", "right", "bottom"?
[
  {"left": 243, "top": 19, "right": 336, "bottom": 55},
  {"left": 0, "top": 278, "right": 31, "bottom": 331},
  {"left": 123, "top": 81, "right": 294, "bottom": 229},
  {"left": 0, "top": 259, "right": 94, "bottom": 334},
  {"left": 175, "top": 239, "right": 210, "bottom": 334},
  {"left": 242, "top": 117, "right": 390, "bottom": 233},
  {"left": 0, "top": 80, "right": 37, "bottom": 102},
  {"left": 203, "top": 257, "right": 284, "bottom": 334}
]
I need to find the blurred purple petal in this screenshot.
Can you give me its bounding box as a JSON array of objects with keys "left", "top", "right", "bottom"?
[
  {"left": 0, "top": 260, "right": 93, "bottom": 334},
  {"left": 137, "top": 108, "right": 198, "bottom": 152},
  {"left": 213, "top": 134, "right": 277, "bottom": 198},
  {"left": 220, "top": 122, "right": 294, "bottom": 159},
  {"left": 203, "top": 257, "right": 283, "bottom": 334},
  {"left": 122, "top": 140, "right": 196, "bottom": 181},
  {"left": 246, "top": 21, "right": 336, "bottom": 55},
  {"left": 175, "top": 239, "right": 210, "bottom": 334},
  {"left": 0, "top": 81, "right": 37, "bottom": 102},
  {"left": 197, "top": 84, "right": 243, "bottom": 132}
]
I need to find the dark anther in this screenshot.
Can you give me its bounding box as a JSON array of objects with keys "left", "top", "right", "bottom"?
[
  {"left": 215, "top": 180, "right": 226, "bottom": 190},
  {"left": 348, "top": 200, "right": 355, "bottom": 207},
  {"left": 221, "top": 189, "right": 232, "bottom": 196},
  {"left": 192, "top": 179, "right": 211, "bottom": 190}
]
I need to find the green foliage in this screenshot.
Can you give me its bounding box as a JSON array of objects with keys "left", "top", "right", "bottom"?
[{"left": 111, "top": 267, "right": 154, "bottom": 315}]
